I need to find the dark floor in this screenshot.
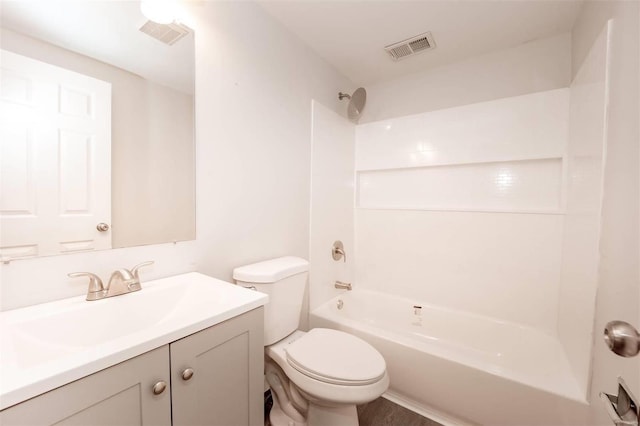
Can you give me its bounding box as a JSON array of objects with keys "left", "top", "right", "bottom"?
[
  {"left": 265, "top": 392, "right": 441, "bottom": 426},
  {"left": 357, "top": 397, "right": 443, "bottom": 426}
]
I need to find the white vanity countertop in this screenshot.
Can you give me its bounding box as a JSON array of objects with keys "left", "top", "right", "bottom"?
[{"left": 0, "top": 272, "right": 268, "bottom": 410}]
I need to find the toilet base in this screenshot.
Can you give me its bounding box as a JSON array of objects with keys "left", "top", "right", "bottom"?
[
  {"left": 270, "top": 396, "right": 307, "bottom": 426},
  {"left": 307, "top": 403, "right": 359, "bottom": 426},
  {"left": 269, "top": 399, "right": 359, "bottom": 426},
  {"left": 270, "top": 398, "right": 359, "bottom": 426}
]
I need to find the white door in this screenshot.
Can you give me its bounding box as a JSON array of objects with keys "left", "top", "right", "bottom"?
[
  {"left": 0, "top": 49, "right": 111, "bottom": 260},
  {"left": 590, "top": 10, "right": 640, "bottom": 426}
]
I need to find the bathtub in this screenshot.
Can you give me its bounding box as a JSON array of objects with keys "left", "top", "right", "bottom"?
[{"left": 310, "top": 289, "right": 589, "bottom": 426}]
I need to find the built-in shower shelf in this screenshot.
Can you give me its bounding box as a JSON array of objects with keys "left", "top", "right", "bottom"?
[
  {"left": 356, "top": 157, "right": 564, "bottom": 213},
  {"left": 357, "top": 206, "right": 565, "bottom": 215},
  {"left": 355, "top": 154, "right": 564, "bottom": 172}
]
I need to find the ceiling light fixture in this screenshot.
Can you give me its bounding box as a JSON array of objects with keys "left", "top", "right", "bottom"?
[{"left": 140, "top": 0, "right": 178, "bottom": 25}]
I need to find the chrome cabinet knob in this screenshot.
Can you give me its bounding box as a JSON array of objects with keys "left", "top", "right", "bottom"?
[
  {"left": 182, "top": 368, "right": 194, "bottom": 381},
  {"left": 152, "top": 381, "right": 167, "bottom": 395},
  {"left": 96, "top": 223, "right": 110, "bottom": 232}
]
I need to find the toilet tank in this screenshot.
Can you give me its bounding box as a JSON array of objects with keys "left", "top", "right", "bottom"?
[{"left": 233, "top": 257, "right": 309, "bottom": 346}]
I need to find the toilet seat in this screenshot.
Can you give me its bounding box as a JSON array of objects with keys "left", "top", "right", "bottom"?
[
  {"left": 267, "top": 329, "right": 390, "bottom": 406},
  {"left": 285, "top": 328, "right": 386, "bottom": 386}
]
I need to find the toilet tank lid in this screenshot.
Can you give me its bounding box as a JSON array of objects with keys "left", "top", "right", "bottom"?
[{"left": 233, "top": 256, "right": 309, "bottom": 283}]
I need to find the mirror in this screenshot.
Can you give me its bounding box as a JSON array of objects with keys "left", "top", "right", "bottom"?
[{"left": 0, "top": 1, "right": 195, "bottom": 261}]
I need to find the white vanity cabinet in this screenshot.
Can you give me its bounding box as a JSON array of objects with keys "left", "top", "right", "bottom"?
[{"left": 0, "top": 308, "right": 264, "bottom": 426}]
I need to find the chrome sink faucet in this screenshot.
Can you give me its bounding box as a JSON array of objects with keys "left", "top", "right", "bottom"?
[{"left": 69, "top": 261, "right": 154, "bottom": 301}]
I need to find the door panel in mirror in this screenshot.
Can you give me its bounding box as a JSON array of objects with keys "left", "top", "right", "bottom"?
[{"left": 1, "top": 50, "right": 112, "bottom": 260}]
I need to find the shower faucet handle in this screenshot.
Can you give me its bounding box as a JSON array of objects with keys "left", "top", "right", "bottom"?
[{"left": 332, "top": 241, "right": 346, "bottom": 262}]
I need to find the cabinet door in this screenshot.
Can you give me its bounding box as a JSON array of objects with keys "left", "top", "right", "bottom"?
[
  {"left": 0, "top": 346, "right": 171, "bottom": 426},
  {"left": 170, "top": 307, "right": 264, "bottom": 426}
]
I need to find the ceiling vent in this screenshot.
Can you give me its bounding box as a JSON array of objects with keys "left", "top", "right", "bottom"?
[
  {"left": 385, "top": 32, "right": 436, "bottom": 61},
  {"left": 139, "top": 20, "right": 190, "bottom": 46}
]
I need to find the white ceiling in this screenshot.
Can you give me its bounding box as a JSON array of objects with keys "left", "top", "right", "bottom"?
[
  {"left": 1, "top": 0, "right": 194, "bottom": 94},
  {"left": 259, "top": 0, "right": 584, "bottom": 86},
  {"left": 1, "top": 1, "right": 583, "bottom": 91}
]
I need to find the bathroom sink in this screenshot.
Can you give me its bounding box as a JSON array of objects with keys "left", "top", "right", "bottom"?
[
  {"left": 0, "top": 272, "right": 267, "bottom": 410},
  {"left": 4, "top": 281, "right": 188, "bottom": 368}
]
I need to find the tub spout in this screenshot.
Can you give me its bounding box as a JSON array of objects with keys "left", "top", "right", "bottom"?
[{"left": 335, "top": 281, "right": 352, "bottom": 291}]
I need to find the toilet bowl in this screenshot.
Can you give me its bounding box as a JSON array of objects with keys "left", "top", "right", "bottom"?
[
  {"left": 233, "top": 257, "right": 389, "bottom": 426},
  {"left": 268, "top": 329, "right": 389, "bottom": 404}
]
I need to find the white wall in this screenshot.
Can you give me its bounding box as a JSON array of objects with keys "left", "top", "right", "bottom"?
[
  {"left": 570, "top": 1, "right": 639, "bottom": 424},
  {"left": 0, "top": 241, "right": 197, "bottom": 311},
  {"left": 359, "top": 32, "right": 572, "bottom": 123},
  {"left": 0, "top": 1, "right": 355, "bottom": 311},
  {"left": 354, "top": 89, "right": 569, "bottom": 332},
  {"left": 191, "top": 2, "right": 355, "bottom": 283},
  {"left": 309, "top": 100, "right": 355, "bottom": 311}
]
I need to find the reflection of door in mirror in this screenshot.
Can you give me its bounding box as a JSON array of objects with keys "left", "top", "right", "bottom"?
[
  {"left": 0, "top": 0, "right": 196, "bottom": 258},
  {"left": 0, "top": 49, "right": 111, "bottom": 260}
]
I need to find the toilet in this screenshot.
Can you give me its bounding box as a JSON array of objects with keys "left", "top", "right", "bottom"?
[{"left": 233, "top": 256, "right": 389, "bottom": 426}]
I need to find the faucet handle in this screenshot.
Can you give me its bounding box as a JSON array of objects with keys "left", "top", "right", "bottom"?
[
  {"left": 68, "top": 272, "right": 105, "bottom": 301},
  {"left": 131, "top": 261, "right": 154, "bottom": 280},
  {"left": 107, "top": 269, "right": 139, "bottom": 295},
  {"left": 332, "top": 241, "right": 346, "bottom": 263}
]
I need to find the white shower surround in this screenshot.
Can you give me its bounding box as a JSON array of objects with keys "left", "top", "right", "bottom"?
[
  {"left": 354, "top": 88, "right": 571, "bottom": 334},
  {"left": 351, "top": 48, "right": 609, "bottom": 403}
]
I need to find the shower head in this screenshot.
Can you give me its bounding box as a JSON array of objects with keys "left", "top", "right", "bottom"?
[{"left": 338, "top": 87, "right": 366, "bottom": 122}]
